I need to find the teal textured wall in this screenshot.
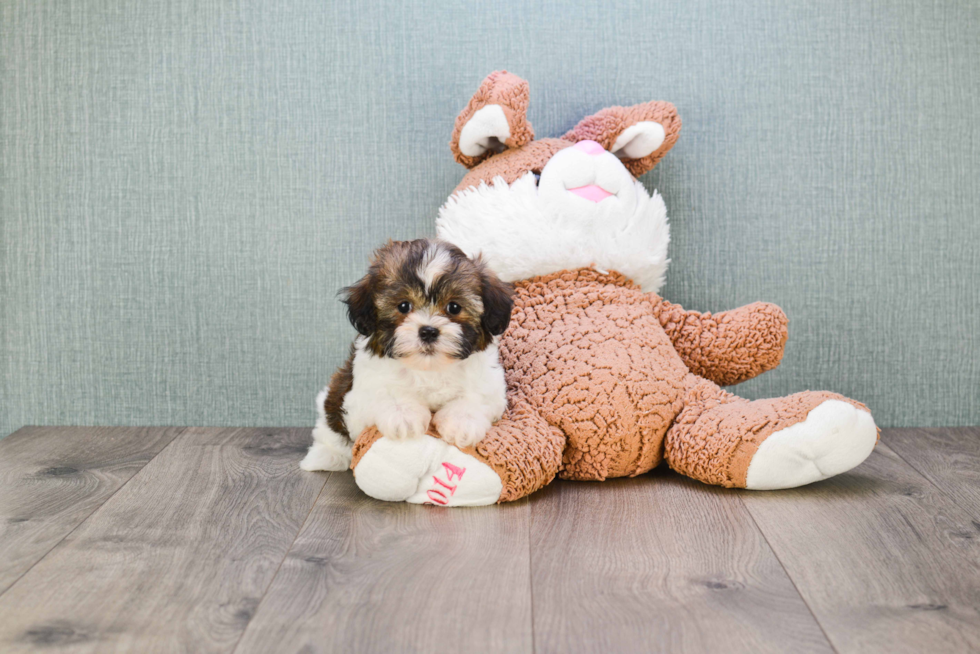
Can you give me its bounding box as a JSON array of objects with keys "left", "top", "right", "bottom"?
[{"left": 2, "top": 0, "right": 979, "bottom": 437}]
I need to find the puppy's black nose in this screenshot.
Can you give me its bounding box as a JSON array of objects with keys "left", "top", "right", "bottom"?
[{"left": 418, "top": 326, "right": 440, "bottom": 344}]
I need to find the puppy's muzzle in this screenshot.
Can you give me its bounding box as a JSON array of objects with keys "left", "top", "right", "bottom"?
[{"left": 418, "top": 326, "right": 440, "bottom": 344}]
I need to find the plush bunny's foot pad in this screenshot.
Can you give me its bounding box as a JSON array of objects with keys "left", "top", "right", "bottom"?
[
  {"left": 353, "top": 434, "right": 502, "bottom": 507},
  {"left": 745, "top": 400, "right": 878, "bottom": 490}
]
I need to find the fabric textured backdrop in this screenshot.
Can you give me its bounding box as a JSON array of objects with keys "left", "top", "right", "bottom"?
[{"left": 2, "top": 0, "right": 978, "bottom": 438}]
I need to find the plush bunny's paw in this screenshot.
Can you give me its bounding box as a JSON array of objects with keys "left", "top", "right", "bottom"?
[
  {"left": 745, "top": 400, "right": 877, "bottom": 490},
  {"left": 353, "top": 433, "right": 501, "bottom": 507},
  {"left": 432, "top": 405, "right": 492, "bottom": 448}
]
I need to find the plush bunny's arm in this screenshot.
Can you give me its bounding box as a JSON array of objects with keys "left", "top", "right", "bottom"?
[{"left": 650, "top": 297, "right": 788, "bottom": 386}]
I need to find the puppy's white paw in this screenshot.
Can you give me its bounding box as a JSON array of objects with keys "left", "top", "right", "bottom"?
[
  {"left": 378, "top": 403, "right": 432, "bottom": 440},
  {"left": 300, "top": 423, "right": 353, "bottom": 472},
  {"left": 300, "top": 440, "right": 351, "bottom": 472},
  {"left": 433, "top": 405, "right": 492, "bottom": 448},
  {"left": 299, "top": 443, "right": 351, "bottom": 472}
]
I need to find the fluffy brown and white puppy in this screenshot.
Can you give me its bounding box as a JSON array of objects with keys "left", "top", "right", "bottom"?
[{"left": 300, "top": 239, "right": 514, "bottom": 472}]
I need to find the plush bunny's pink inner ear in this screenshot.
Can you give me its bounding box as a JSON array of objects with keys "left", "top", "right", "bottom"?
[{"left": 450, "top": 71, "right": 534, "bottom": 169}]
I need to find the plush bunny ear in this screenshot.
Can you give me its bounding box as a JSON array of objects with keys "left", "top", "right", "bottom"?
[
  {"left": 562, "top": 101, "right": 681, "bottom": 177},
  {"left": 450, "top": 71, "right": 535, "bottom": 169}
]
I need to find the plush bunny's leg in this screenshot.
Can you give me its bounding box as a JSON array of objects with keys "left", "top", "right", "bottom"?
[
  {"left": 350, "top": 428, "right": 502, "bottom": 507},
  {"left": 665, "top": 377, "right": 878, "bottom": 489},
  {"left": 350, "top": 393, "right": 565, "bottom": 505}
]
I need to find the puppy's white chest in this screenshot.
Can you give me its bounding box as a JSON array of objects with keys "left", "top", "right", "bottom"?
[{"left": 396, "top": 366, "right": 468, "bottom": 410}]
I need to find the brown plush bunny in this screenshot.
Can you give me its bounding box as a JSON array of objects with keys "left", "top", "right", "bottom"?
[{"left": 339, "top": 72, "right": 878, "bottom": 506}]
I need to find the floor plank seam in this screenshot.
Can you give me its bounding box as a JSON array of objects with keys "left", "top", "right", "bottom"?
[
  {"left": 527, "top": 498, "right": 537, "bottom": 654},
  {"left": 881, "top": 438, "right": 980, "bottom": 522},
  {"left": 737, "top": 494, "right": 841, "bottom": 654},
  {"left": 0, "top": 426, "right": 189, "bottom": 600},
  {"left": 229, "top": 471, "right": 331, "bottom": 654}
]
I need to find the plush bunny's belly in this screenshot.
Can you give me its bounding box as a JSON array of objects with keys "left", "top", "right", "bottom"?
[{"left": 500, "top": 269, "right": 690, "bottom": 480}]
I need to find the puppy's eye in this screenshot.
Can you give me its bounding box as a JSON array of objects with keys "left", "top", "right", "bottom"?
[
  {"left": 446, "top": 302, "right": 462, "bottom": 316},
  {"left": 397, "top": 301, "right": 412, "bottom": 314}
]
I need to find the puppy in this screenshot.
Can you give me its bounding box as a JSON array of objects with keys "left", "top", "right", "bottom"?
[{"left": 300, "top": 239, "right": 513, "bottom": 472}]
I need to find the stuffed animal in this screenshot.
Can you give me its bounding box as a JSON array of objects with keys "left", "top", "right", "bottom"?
[{"left": 345, "top": 71, "right": 878, "bottom": 506}]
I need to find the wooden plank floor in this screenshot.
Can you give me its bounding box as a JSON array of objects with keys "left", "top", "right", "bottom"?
[
  {"left": 0, "top": 427, "right": 185, "bottom": 595},
  {"left": 0, "top": 427, "right": 978, "bottom": 653}
]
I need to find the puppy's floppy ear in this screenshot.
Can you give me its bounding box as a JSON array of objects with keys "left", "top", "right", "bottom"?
[
  {"left": 341, "top": 273, "right": 377, "bottom": 336},
  {"left": 478, "top": 263, "right": 514, "bottom": 337}
]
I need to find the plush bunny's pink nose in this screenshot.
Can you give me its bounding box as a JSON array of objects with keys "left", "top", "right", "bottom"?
[{"left": 573, "top": 140, "right": 605, "bottom": 156}]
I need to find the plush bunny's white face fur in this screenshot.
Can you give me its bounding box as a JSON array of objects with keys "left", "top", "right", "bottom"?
[{"left": 436, "top": 141, "right": 670, "bottom": 293}]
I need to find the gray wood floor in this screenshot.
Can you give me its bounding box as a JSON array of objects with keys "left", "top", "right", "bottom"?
[{"left": 0, "top": 426, "right": 978, "bottom": 653}]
